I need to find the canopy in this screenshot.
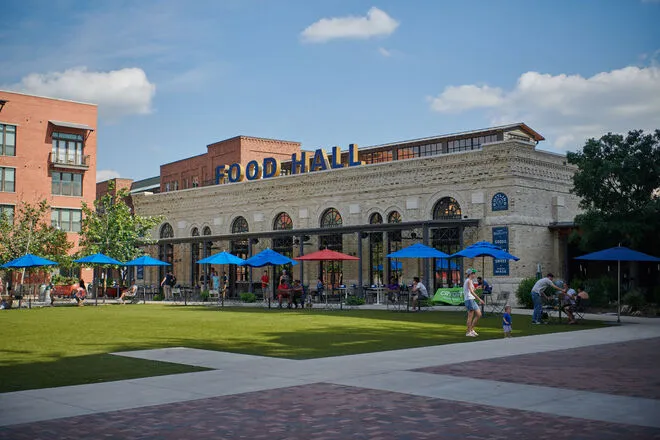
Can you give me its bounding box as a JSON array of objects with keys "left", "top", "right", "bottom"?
[
  {"left": 2, "top": 253, "right": 59, "bottom": 269},
  {"left": 387, "top": 243, "right": 450, "bottom": 259},
  {"left": 240, "top": 248, "right": 298, "bottom": 267},
  {"left": 575, "top": 246, "right": 660, "bottom": 262},
  {"left": 450, "top": 241, "right": 520, "bottom": 261},
  {"left": 197, "top": 251, "right": 245, "bottom": 265},
  {"left": 575, "top": 246, "right": 660, "bottom": 323},
  {"left": 74, "top": 253, "right": 122, "bottom": 265},
  {"left": 123, "top": 255, "right": 171, "bottom": 267},
  {"left": 295, "top": 249, "right": 359, "bottom": 261}
]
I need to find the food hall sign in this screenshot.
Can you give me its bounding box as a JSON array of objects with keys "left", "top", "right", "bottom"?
[{"left": 215, "top": 144, "right": 363, "bottom": 184}]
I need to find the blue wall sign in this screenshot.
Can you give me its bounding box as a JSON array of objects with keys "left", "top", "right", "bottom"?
[{"left": 492, "top": 227, "right": 510, "bottom": 276}]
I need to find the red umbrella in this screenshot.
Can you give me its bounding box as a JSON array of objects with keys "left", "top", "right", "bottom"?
[{"left": 295, "top": 249, "right": 359, "bottom": 261}]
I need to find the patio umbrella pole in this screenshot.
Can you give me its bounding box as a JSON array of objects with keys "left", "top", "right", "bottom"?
[{"left": 617, "top": 260, "right": 621, "bottom": 324}]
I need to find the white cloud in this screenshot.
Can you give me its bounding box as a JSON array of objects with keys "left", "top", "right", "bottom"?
[
  {"left": 428, "top": 66, "right": 660, "bottom": 151},
  {"left": 378, "top": 47, "right": 392, "bottom": 57},
  {"left": 301, "top": 7, "right": 399, "bottom": 43},
  {"left": 5, "top": 67, "right": 156, "bottom": 120},
  {"left": 96, "top": 169, "right": 121, "bottom": 182}
]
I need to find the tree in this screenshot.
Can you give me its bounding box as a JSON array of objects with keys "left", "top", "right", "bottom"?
[
  {"left": 0, "top": 200, "right": 73, "bottom": 264},
  {"left": 567, "top": 129, "right": 660, "bottom": 253},
  {"left": 79, "top": 181, "right": 162, "bottom": 264}
]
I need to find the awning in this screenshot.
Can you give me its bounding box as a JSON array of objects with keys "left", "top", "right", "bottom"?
[{"left": 49, "top": 120, "right": 95, "bottom": 131}]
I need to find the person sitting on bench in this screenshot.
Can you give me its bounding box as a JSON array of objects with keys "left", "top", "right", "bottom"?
[
  {"left": 119, "top": 284, "right": 138, "bottom": 304},
  {"left": 73, "top": 279, "right": 87, "bottom": 307},
  {"left": 277, "top": 281, "right": 292, "bottom": 309},
  {"left": 411, "top": 276, "right": 429, "bottom": 310},
  {"left": 291, "top": 280, "right": 303, "bottom": 309}
]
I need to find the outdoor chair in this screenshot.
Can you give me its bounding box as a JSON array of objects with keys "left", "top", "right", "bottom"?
[
  {"left": 386, "top": 289, "right": 404, "bottom": 311},
  {"left": 574, "top": 297, "right": 590, "bottom": 320},
  {"left": 488, "top": 291, "right": 510, "bottom": 315}
]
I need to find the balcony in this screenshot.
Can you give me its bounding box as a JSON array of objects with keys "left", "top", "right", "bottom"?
[{"left": 49, "top": 153, "right": 90, "bottom": 170}]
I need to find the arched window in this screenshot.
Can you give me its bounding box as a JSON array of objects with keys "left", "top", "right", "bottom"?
[
  {"left": 191, "top": 228, "right": 200, "bottom": 285},
  {"left": 158, "top": 223, "right": 174, "bottom": 279},
  {"left": 432, "top": 198, "right": 462, "bottom": 289},
  {"left": 492, "top": 192, "right": 509, "bottom": 211},
  {"left": 433, "top": 197, "right": 462, "bottom": 220},
  {"left": 320, "top": 208, "right": 343, "bottom": 287},
  {"left": 273, "top": 212, "right": 293, "bottom": 230},
  {"left": 320, "top": 208, "right": 342, "bottom": 228},
  {"left": 202, "top": 226, "right": 212, "bottom": 259},
  {"left": 387, "top": 211, "right": 401, "bottom": 224},
  {"left": 369, "top": 213, "right": 383, "bottom": 285},
  {"left": 160, "top": 223, "right": 174, "bottom": 238},
  {"left": 369, "top": 213, "right": 383, "bottom": 224},
  {"left": 231, "top": 216, "right": 249, "bottom": 233}
]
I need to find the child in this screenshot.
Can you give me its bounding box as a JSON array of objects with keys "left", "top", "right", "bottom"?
[{"left": 502, "top": 305, "right": 512, "bottom": 338}]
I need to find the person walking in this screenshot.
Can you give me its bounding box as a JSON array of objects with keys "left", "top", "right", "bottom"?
[
  {"left": 530, "top": 273, "right": 565, "bottom": 324},
  {"left": 161, "top": 271, "right": 175, "bottom": 300},
  {"left": 464, "top": 268, "right": 484, "bottom": 337}
]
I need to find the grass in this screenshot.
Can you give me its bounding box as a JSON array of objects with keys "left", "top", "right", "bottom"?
[{"left": 0, "top": 305, "right": 603, "bottom": 393}]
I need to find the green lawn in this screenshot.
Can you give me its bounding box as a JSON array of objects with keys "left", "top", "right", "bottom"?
[{"left": 1, "top": 305, "right": 603, "bottom": 393}]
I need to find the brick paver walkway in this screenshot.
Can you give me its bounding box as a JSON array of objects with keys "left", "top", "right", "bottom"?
[
  {"left": 1, "top": 383, "right": 659, "bottom": 440},
  {"left": 416, "top": 337, "right": 660, "bottom": 399}
]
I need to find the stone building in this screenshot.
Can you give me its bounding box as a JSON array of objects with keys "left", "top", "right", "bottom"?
[{"left": 132, "top": 123, "right": 579, "bottom": 302}]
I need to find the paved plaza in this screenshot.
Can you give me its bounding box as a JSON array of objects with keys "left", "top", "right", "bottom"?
[{"left": 1, "top": 314, "right": 659, "bottom": 439}]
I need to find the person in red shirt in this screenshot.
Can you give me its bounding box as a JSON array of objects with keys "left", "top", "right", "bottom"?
[{"left": 261, "top": 270, "right": 270, "bottom": 302}]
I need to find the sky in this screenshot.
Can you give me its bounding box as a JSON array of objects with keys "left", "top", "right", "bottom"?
[{"left": 1, "top": 0, "right": 659, "bottom": 181}]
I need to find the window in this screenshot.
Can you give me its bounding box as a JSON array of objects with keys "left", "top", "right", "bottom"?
[
  {"left": 160, "top": 223, "right": 174, "bottom": 238},
  {"left": 52, "top": 132, "right": 84, "bottom": 165},
  {"left": 0, "top": 167, "right": 15, "bottom": 192},
  {"left": 433, "top": 197, "right": 462, "bottom": 219},
  {"left": 52, "top": 172, "right": 82, "bottom": 196},
  {"left": 273, "top": 212, "right": 293, "bottom": 230},
  {"left": 51, "top": 208, "right": 82, "bottom": 232},
  {"left": 232, "top": 216, "right": 249, "bottom": 233},
  {"left": 320, "top": 208, "right": 342, "bottom": 228},
  {"left": 0, "top": 205, "right": 14, "bottom": 223},
  {"left": 0, "top": 124, "right": 16, "bottom": 156},
  {"left": 447, "top": 135, "right": 498, "bottom": 153},
  {"left": 361, "top": 150, "right": 393, "bottom": 164},
  {"left": 192, "top": 176, "right": 199, "bottom": 188}
]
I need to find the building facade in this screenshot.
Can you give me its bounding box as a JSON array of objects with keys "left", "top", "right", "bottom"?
[
  {"left": 132, "top": 123, "right": 580, "bottom": 303},
  {"left": 0, "top": 90, "right": 97, "bottom": 253}
]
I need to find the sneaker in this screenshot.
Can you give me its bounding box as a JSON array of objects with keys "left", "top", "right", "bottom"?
[
  {"left": 471, "top": 330, "right": 479, "bottom": 336},
  {"left": 465, "top": 331, "right": 472, "bottom": 337},
  {"left": 466, "top": 331, "right": 477, "bottom": 337},
  {"left": 532, "top": 321, "right": 541, "bottom": 325}
]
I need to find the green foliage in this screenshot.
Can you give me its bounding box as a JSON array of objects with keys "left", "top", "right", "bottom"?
[
  {"left": 345, "top": 295, "right": 365, "bottom": 306},
  {"left": 651, "top": 286, "right": 660, "bottom": 305},
  {"left": 152, "top": 294, "right": 163, "bottom": 301},
  {"left": 51, "top": 275, "right": 78, "bottom": 286},
  {"left": 0, "top": 200, "right": 72, "bottom": 264},
  {"left": 200, "top": 290, "right": 210, "bottom": 302},
  {"left": 239, "top": 292, "right": 256, "bottom": 303},
  {"left": 515, "top": 277, "right": 537, "bottom": 309},
  {"left": 79, "top": 181, "right": 163, "bottom": 264},
  {"left": 622, "top": 289, "right": 645, "bottom": 311},
  {"left": 567, "top": 129, "right": 660, "bottom": 253}
]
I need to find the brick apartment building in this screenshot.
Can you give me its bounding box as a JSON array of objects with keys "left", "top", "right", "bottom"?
[{"left": 0, "top": 90, "right": 97, "bottom": 264}]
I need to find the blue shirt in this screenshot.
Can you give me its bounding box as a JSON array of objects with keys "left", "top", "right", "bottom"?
[{"left": 502, "top": 312, "right": 512, "bottom": 327}]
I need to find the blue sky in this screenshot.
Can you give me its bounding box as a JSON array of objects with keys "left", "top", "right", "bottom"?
[{"left": 1, "top": 0, "right": 659, "bottom": 181}]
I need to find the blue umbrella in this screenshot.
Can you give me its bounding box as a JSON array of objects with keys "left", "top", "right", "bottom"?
[
  {"left": 387, "top": 243, "right": 450, "bottom": 259},
  {"left": 197, "top": 251, "right": 245, "bottom": 265},
  {"left": 124, "top": 256, "right": 171, "bottom": 304},
  {"left": 450, "top": 241, "right": 520, "bottom": 261},
  {"left": 2, "top": 253, "right": 59, "bottom": 268},
  {"left": 576, "top": 246, "right": 660, "bottom": 323},
  {"left": 74, "top": 253, "right": 122, "bottom": 265},
  {"left": 123, "top": 255, "right": 171, "bottom": 267},
  {"left": 239, "top": 248, "right": 298, "bottom": 267}
]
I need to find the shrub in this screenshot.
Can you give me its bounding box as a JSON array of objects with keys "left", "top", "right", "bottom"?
[
  {"left": 622, "top": 289, "right": 646, "bottom": 311},
  {"left": 240, "top": 292, "right": 256, "bottom": 303},
  {"left": 345, "top": 295, "right": 365, "bottom": 306},
  {"left": 571, "top": 276, "right": 616, "bottom": 308},
  {"left": 515, "top": 277, "right": 537, "bottom": 309},
  {"left": 153, "top": 294, "right": 163, "bottom": 301},
  {"left": 200, "top": 290, "right": 210, "bottom": 302}
]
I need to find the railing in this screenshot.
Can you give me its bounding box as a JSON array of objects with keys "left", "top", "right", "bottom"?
[{"left": 48, "top": 153, "right": 90, "bottom": 169}]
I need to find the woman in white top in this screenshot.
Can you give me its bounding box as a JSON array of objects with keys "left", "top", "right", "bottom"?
[{"left": 463, "top": 268, "right": 485, "bottom": 337}]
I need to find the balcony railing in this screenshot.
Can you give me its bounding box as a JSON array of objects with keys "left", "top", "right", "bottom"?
[{"left": 49, "top": 153, "right": 90, "bottom": 170}]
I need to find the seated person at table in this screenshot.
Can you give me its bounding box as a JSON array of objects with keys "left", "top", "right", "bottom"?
[
  {"left": 559, "top": 283, "right": 577, "bottom": 323},
  {"left": 411, "top": 277, "right": 429, "bottom": 310},
  {"left": 386, "top": 277, "right": 400, "bottom": 302},
  {"left": 277, "top": 281, "right": 292, "bottom": 309},
  {"left": 73, "top": 279, "right": 87, "bottom": 306},
  {"left": 291, "top": 280, "right": 304, "bottom": 309},
  {"left": 119, "top": 284, "right": 138, "bottom": 304},
  {"left": 477, "top": 277, "right": 492, "bottom": 294},
  {"left": 575, "top": 287, "right": 589, "bottom": 309}
]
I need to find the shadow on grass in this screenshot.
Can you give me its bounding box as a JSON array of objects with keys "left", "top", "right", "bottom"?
[{"left": 0, "top": 353, "right": 209, "bottom": 394}]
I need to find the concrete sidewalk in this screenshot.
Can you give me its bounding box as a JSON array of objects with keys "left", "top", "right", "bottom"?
[{"left": 1, "top": 318, "right": 659, "bottom": 433}]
